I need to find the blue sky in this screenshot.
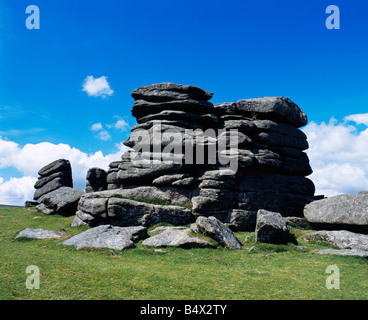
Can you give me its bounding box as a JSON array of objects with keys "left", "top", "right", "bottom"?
[{"left": 0, "top": 0, "right": 368, "bottom": 204}]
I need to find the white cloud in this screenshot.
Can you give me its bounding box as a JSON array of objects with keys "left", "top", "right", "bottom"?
[
  {"left": 91, "top": 122, "right": 103, "bottom": 131},
  {"left": 96, "top": 130, "right": 111, "bottom": 141},
  {"left": 91, "top": 116, "right": 130, "bottom": 141},
  {"left": 114, "top": 119, "right": 129, "bottom": 131},
  {"left": 82, "top": 75, "right": 114, "bottom": 98},
  {"left": 303, "top": 115, "right": 368, "bottom": 197},
  {"left": 0, "top": 176, "right": 37, "bottom": 206},
  {"left": 344, "top": 113, "right": 368, "bottom": 126},
  {"left": 0, "top": 137, "right": 129, "bottom": 205}
]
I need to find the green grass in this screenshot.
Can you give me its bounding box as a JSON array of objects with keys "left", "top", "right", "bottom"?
[{"left": 1, "top": 207, "right": 368, "bottom": 300}]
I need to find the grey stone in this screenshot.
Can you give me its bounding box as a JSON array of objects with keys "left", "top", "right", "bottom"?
[
  {"left": 236, "top": 97, "right": 307, "bottom": 128},
  {"left": 38, "top": 187, "right": 84, "bottom": 216},
  {"left": 34, "top": 176, "right": 73, "bottom": 200},
  {"left": 34, "top": 171, "right": 71, "bottom": 189},
  {"left": 38, "top": 159, "right": 72, "bottom": 177},
  {"left": 304, "top": 230, "right": 368, "bottom": 251},
  {"left": 284, "top": 217, "right": 310, "bottom": 229},
  {"left": 152, "top": 174, "right": 186, "bottom": 186},
  {"left": 131, "top": 82, "right": 214, "bottom": 102},
  {"left": 36, "top": 203, "right": 55, "bottom": 215},
  {"left": 226, "top": 209, "right": 257, "bottom": 231},
  {"left": 193, "top": 216, "right": 242, "bottom": 250},
  {"left": 107, "top": 198, "right": 191, "bottom": 227},
  {"left": 15, "top": 228, "right": 66, "bottom": 240},
  {"left": 304, "top": 193, "right": 368, "bottom": 229},
  {"left": 71, "top": 215, "right": 88, "bottom": 227},
  {"left": 86, "top": 167, "right": 107, "bottom": 192},
  {"left": 142, "top": 226, "right": 212, "bottom": 248},
  {"left": 314, "top": 249, "right": 368, "bottom": 257},
  {"left": 132, "top": 99, "right": 215, "bottom": 120},
  {"left": 62, "top": 225, "right": 147, "bottom": 250},
  {"left": 255, "top": 209, "right": 297, "bottom": 244}
]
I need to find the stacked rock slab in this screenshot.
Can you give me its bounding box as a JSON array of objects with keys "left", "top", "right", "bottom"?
[
  {"left": 33, "top": 159, "right": 73, "bottom": 201},
  {"left": 75, "top": 83, "right": 317, "bottom": 230},
  {"left": 86, "top": 167, "right": 107, "bottom": 193}
]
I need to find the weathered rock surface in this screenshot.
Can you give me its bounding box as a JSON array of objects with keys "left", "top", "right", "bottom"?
[
  {"left": 74, "top": 188, "right": 191, "bottom": 227},
  {"left": 142, "top": 226, "right": 213, "bottom": 248},
  {"left": 43, "top": 83, "right": 317, "bottom": 230},
  {"left": 192, "top": 216, "right": 242, "bottom": 250},
  {"left": 304, "top": 192, "right": 368, "bottom": 231},
  {"left": 36, "top": 187, "right": 84, "bottom": 216},
  {"left": 314, "top": 249, "right": 368, "bottom": 257},
  {"left": 86, "top": 167, "right": 107, "bottom": 193},
  {"left": 33, "top": 159, "right": 73, "bottom": 201},
  {"left": 62, "top": 225, "right": 147, "bottom": 250},
  {"left": 15, "top": 228, "right": 66, "bottom": 240},
  {"left": 255, "top": 209, "right": 297, "bottom": 244},
  {"left": 304, "top": 230, "right": 368, "bottom": 251}
]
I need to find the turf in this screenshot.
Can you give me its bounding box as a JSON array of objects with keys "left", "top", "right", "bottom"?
[{"left": 1, "top": 207, "right": 368, "bottom": 300}]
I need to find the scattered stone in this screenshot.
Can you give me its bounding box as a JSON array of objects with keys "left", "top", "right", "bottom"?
[
  {"left": 304, "top": 230, "right": 368, "bottom": 251},
  {"left": 142, "top": 226, "right": 213, "bottom": 249},
  {"left": 314, "top": 249, "right": 368, "bottom": 258},
  {"left": 62, "top": 225, "right": 147, "bottom": 250},
  {"left": 192, "top": 216, "right": 242, "bottom": 250},
  {"left": 15, "top": 228, "right": 66, "bottom": 240},
  {"left": 248, "top": 246, "right": 259, "bottom": 252},
  {"left": 284, "top": 217, "right": 310, "bottom": 230},
  {"left": 25, "top": 201, "right": 38, "bottom": 207},
  {"left": 255, "top": 209, "right": 297, "bottom": 245}
]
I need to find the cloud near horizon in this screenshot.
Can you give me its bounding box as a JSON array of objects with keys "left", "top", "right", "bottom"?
[
  {"left": 302, "top": 114, "right": 368, "bottom": 197},
  {"left": 0, "top": 137, "right": 129, "bottom": 205}
]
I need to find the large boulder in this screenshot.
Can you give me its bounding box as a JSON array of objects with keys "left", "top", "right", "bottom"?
[
  {"left": 304, "top": 230, "right": 368, "bottom": 251},
  {"left": 36, "top": 187, "right": 84, "bottom": 216},
  {"left": 255, "top": 209, "right": 297, "bottom": 244},
  {"left": 304, "top": 192, "right": 368, "bottom": 232},
  {"left": 62, "top": 225, "right": 147, "bottom": 250},
  {"left": 191, "top": 216, "right": 242, "bottom": 250}
]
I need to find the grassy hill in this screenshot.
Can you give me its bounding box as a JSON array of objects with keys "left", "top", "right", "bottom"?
[{"left": 1, "top": 206, "right": 367, "bottom": 300}]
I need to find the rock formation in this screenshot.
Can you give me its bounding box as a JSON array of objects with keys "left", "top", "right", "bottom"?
[
  {"left": 76, "top": 82, "right": 318, "bottom": 230},
  {"left": 33, "top": 159, "right": 73, "bottom": 201},
  {"left": 34, "top": 159, "right": 84, "bottom": 216},
  {"left": 86, "top": 167, "right": 107, "bottom": 193}
]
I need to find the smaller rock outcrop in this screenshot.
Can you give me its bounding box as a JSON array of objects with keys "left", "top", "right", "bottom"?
[
  {"left": 86, "top": 167, "right": 107, "bottom": 193},
  {"left": 255, "top": 209, "right": 297, "bottom": 244},
  {"left": 33, "top": 159, "right": 84, "bottom": 216},
  {"left": 33, "top": 159, "right": 73, "bottom": 201}
]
